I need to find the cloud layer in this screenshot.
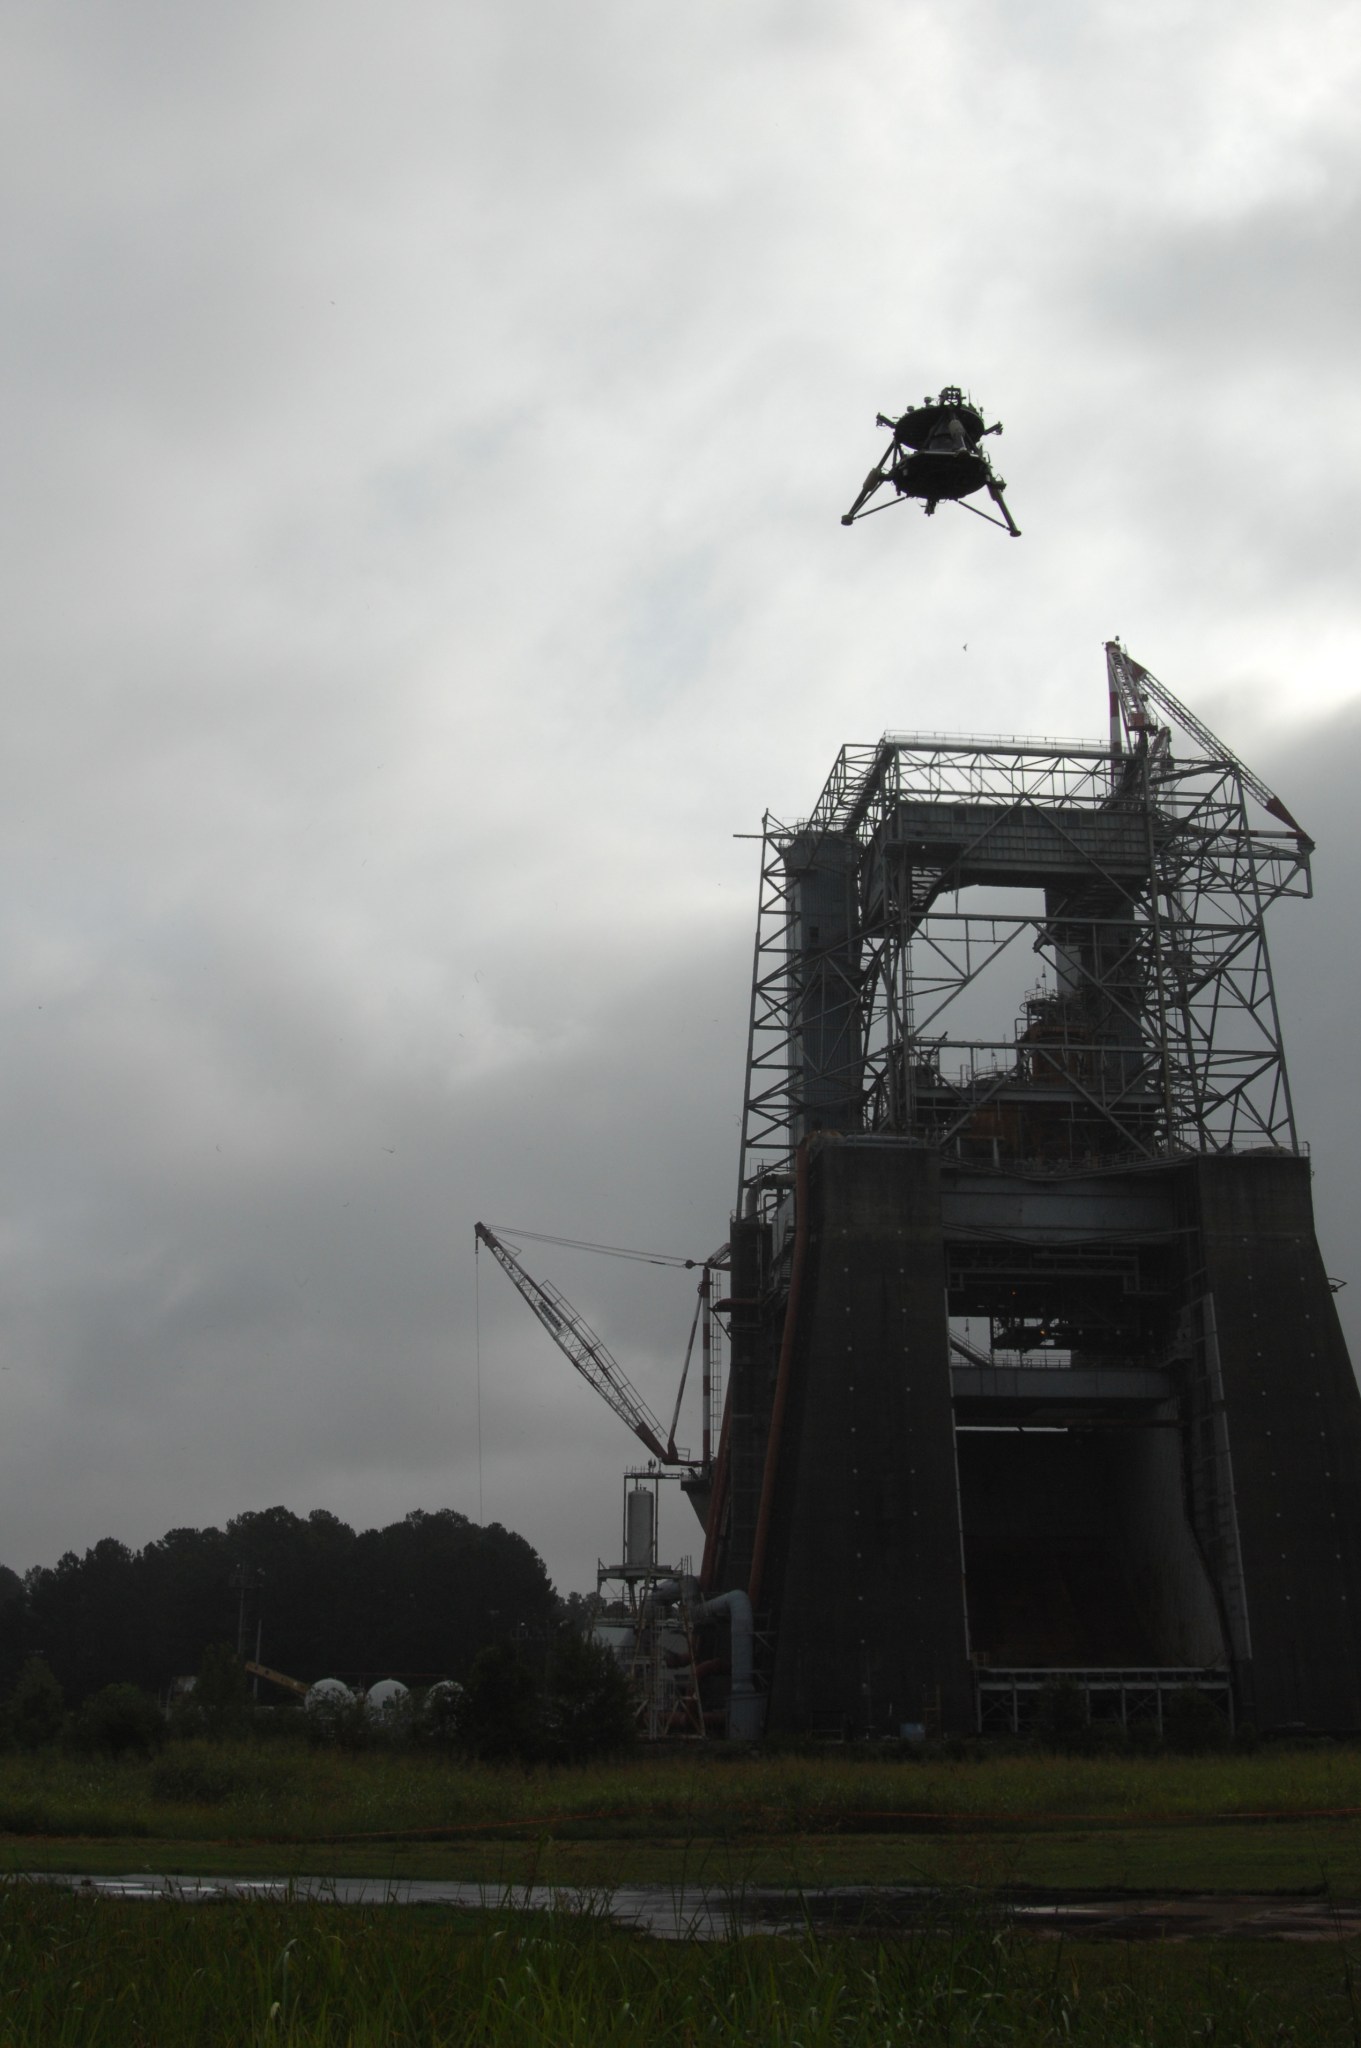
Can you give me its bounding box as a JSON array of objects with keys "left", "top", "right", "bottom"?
[{"left": 2, "top": 0, "right": 1360, "bottom": 1593}]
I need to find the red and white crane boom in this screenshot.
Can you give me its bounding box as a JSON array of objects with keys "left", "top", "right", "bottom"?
[
  {"left": 474, "top": 1222, "right": 681, "bottom": 1465},
  {"left": 1105, "top": 640, "right": 1309, "bottom": 844}
]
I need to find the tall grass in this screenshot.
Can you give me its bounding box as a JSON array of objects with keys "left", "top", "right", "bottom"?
[
  {"left": 1, "top": 1880, "right": 1357, "bottom": 2045},
  {"left": 0, "top": 1741, "right": 1358, "bottom": 1845}
]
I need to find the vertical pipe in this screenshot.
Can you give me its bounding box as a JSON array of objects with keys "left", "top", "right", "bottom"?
[
  {"left": 747, "top": 1139, "right": 811, "bottom": 1611},
  {"left": 700, "top": 1266, "right": 712, "bottom": 1468},
  {"left": 698, "top": 1396, "right": 731, "bottom": 1592}
]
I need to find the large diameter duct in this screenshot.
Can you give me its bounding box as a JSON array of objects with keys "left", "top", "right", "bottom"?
[
  {"left": 643, "top": 1576, "right": 698, "bottom": 1611},
  {"left": 644, "top": 1580, "right": 764, "bottom": 1740},
  {"left": 689, "top": 1589, "right": 764, "bottom": 1741}
]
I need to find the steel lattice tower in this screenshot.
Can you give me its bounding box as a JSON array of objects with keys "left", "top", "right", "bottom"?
[{"left": 703, "top": 646, "right": 1361, "bottom": 1738}]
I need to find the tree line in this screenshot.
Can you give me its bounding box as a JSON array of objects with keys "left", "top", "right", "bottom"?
[{"left": 0, "top": 1506, "right": 559, "bottom": 1706}]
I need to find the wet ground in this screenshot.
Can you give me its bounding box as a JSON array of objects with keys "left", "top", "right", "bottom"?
[{"left": 17, "top": 1872, "right": 1361, "bottom": 1943}]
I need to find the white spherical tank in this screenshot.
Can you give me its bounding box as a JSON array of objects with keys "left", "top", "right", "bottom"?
[
  {"left": 304, "top": 1678, "right": 353, "bottom": 1718},
  {"left": 364, "top": 1678, "right": 410, "bottom": 1720}
]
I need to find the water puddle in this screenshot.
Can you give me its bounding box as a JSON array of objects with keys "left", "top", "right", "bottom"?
[
  {"left": 14, "top": 1873, "right": 756, "bottom": 1938},
  {"left": 14, "top": 1872, "right": 1360, "bottom": 1943}
]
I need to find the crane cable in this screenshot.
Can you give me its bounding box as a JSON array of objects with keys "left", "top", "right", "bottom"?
[
  {"left": 482, "top": 1225, "right": 703, "bottom": 1269},
  {"left": 666, "top": 1286, "right": 705, "bottom": 1457}
]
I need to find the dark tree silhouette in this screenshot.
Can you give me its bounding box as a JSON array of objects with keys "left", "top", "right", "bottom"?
[{"left": 9, "top": 1507, "right": 557, "bottom": 1706}]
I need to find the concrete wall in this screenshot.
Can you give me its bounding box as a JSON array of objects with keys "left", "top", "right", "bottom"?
[
  {"left": 764, "top": 1136, "right": 973, "bottom": 1734},
  {"left": 723, "top": 1143, "right": 1361, "bottom": 1737},
  {"left": 1190, "top": 1153, "right": 1361, "bottom": 1729}
]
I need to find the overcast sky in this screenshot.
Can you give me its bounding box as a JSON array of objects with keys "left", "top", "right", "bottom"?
[{"left": 3, "top": 0, "right": 1360, "bottom": 1601}]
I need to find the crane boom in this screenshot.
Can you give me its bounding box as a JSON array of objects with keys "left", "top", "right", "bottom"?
[
  {"left": 1105, "top": 640, "right": 1309, "bottom": 843},
  {"left": 474, "top": 1222, "right": 678, "bottom": 1464},
  {"left": 244, "top": 1659, "right": 309, "bottom": 1698}
]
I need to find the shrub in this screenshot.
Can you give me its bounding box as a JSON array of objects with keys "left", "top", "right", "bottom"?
[
  {"left": 319, "top": 1696, "right": 376, "bottom": 1753},
  {"left": 459, "top": 1642, "right": 541, "bottom": 1763},
  {"left": 1032, "top": 1679, "right": 1088, "bottom": 1751},
  {"left": 7, "top": 1656, "right": 64, "bottom": 1751},
  {"left": 169, "top": 1643, "right": 252, "bottom": 1741},
  {"left": 414, "top": 1680, "right": 466, "bottom": 1748},
  {"left": 69, "top": 1684, "right": 166, "bottom": 1758},
  {"left": 1163, "top": 1684, "right": 1231, "bottom": 1753},
  {"left": 150, "top": 1746, "right": 244, "bottom": 1804},
  {"left": 542, "top": 1629, "right": 636, "bottom": 1764}
]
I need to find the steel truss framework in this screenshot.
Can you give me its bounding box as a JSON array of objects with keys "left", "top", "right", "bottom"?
[{"left": 737, "top": 679, "right": 1312, "bottom": 1215}]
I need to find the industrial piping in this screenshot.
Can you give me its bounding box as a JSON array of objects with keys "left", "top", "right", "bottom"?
[
  {"left": 644, "top": 1579, "right": 763, "bottom": 1741},
  {"left": 690, "top": 1588, "right": 762, "bottom": 1740},
  {"left": 698, "top": 1398, "right": 731, "bottom": 1590}
]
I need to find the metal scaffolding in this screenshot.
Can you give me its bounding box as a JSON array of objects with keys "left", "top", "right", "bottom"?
[{"left": 737, "top": 649, "right": 1312, "bottom": 1216}]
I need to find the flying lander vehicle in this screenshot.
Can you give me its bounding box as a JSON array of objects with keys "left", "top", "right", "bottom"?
[{"left": 841, "top": 384, "right": 1019, "bottom": 536}]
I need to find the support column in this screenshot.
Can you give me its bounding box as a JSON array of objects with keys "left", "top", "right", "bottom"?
[{"left": 764, "top": 1137, "right": 973, "bottom": 1734}]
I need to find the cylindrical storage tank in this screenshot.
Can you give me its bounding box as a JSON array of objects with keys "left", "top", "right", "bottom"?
[{"left": 625, "top": 1487, "right": 655, "bottom": 1568}]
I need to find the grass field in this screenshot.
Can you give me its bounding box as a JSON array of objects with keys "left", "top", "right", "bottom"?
[
  {"left": 4, "top": 1881, "right": 1361, "bottom": 2046},
  {"left": 5, "top": 1745, "right": 1361, "bottom": 2043},
  {"left": 2, "top": 1740, "right": 1360, "bottom": 1892}
]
